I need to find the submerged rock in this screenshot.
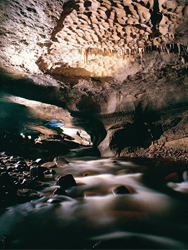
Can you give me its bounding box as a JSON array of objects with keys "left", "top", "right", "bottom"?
[
  {"left": 113, "top": 185, "right": 130, "bottom": 195},
  {"left": 47, "top": 196, "right": 74, "bottom": 203}
]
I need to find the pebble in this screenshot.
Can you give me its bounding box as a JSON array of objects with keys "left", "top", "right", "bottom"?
[{"left": 0, "top": 154, "right": 53, "bottom": 207}]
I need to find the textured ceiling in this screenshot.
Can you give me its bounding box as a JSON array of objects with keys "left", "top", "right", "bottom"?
[{"left": 0, "top": 0, "right": 188, "bottom": 77}]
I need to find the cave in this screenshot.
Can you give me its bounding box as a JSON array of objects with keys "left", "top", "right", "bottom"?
[{"left": 0, "top": 0, "right": 188, "bottom": 249}]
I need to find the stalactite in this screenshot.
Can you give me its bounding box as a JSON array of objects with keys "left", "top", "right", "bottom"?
[
  {"left": 181, "top": 56, "right": 185, "bottom": 64},
  {"left": 76, "top": 42, "right": 187, "bottom": 64},
  {"left": 177, "top": 43, "right": 181, "bottom": 55},
  {"left": 86, "top": 49, "right": 88, "bottom": 63},
  {"left": 166, "top": 45, "right": 170, "bottom": 54}
]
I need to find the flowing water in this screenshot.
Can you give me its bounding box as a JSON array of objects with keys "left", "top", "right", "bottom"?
[{"left": 1, "top": 156, "right": 188, "bottom": 249}]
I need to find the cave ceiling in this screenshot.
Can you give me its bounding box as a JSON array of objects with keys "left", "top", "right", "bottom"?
[
  {"left": 0, "top": 0, "right": 188, "bottom": 77},
  {"left": 0, "top": 0, "right": 188, "bottom": 156}
]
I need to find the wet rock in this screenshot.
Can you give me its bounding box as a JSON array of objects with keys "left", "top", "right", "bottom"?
[
  {"left": 54, "top": 157, "right": 69, "bottom": 167},
  {"left": 30, "top": 165, "right": 44, "bottom": 179},
  {"left": 56, "top": 174, "right": 77, "bottom": 189},
  {"left": 32, "top": 180, "right": 50, "bottom": 190},
  {"left": 20, "top": 178, "right": 29, "bottom": 187},
  {"left": 113, "top": 185, "right": 130, "bottom": 195},
  {"left": 22, "top": 171, "right": 30, "bottom": 177},
  {"left": 0, "top": 163, "right": 5, "bottom": 170},
  {"left": 164, "top": 172, "right": 180, "bottom": 182},
  {"left": 20, "top": 177, "right": 50, "bottom": 190},
  {"left": 47, "top": 196, "right": 73, "bottom": 203},
  {"left": 20, "top": 178, "right": 36, "bottom": 189},
  {"left": 16, "top": 189, "right": 41, "bottom": 203},
  {"left": 44, "top": 169, "right": 56, "bottom": 175},
  {"left": 9, "top": 156, "right": 19, "bottom": 163},
  {"left": 6, "top": 166, "right": 15, "bottom": 172},
  {"left": 41, "top": 161, "right": 56, "bottom": 168},
  {"left": 53, "top": 188, "right": 67, "bottom": 196},
  {"left": 14, "top": 160, "right": 28, "bottom": 170},
  {"left": 0, "top": 172, "right": 15, "bottom": 187},
  {"left": 47, "top": 198, "right": 63, "bottom": 204},
  {"left": 0, "top": 160, "right": 6, "bottom": 167},
  {"left": 35, "top": 158, "right": 42, "bottom": 163}
]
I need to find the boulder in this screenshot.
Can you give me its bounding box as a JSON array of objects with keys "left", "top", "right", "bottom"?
[{"left": 56, "top": 174, "right": 77, "bottom": 189}]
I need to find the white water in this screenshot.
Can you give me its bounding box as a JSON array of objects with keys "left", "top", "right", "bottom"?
[{"left": 0, "top": 157, "right": 188, "bottom": 249}]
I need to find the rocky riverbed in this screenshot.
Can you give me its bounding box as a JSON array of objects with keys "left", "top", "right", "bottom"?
[{"left": 1, "top": 142, "right": 188, "bottom": 249}]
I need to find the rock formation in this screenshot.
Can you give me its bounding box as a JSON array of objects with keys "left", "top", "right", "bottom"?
[{"left": 0, "top": 0, "right": 188, "bottom": 158}]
